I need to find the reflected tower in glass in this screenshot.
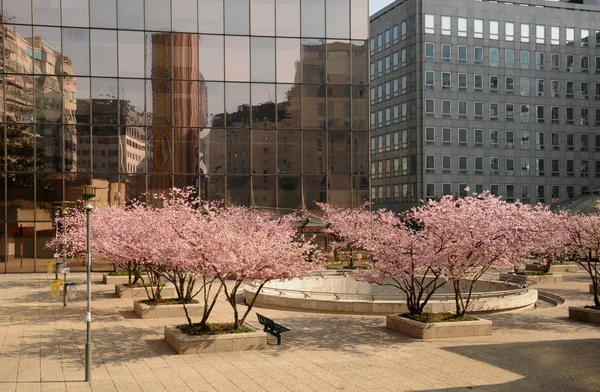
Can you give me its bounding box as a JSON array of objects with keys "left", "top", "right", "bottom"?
[{"left": 0, "top": 0, "right": 370, "bottom": 272}]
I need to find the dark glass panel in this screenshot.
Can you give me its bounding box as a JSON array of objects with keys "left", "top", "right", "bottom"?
[
  {"left": 36, "top": 173, "right": 62, "bottom": 213},
  {"left": 118, "top": 31, "right": 145, "bottom": 78},
  {"left": 302, "top": 84, "right": 325, "bottom": 129},
  {"left": 276, "top": 0, "right": 300, "bottom": 37},
  {"left": 352, "top": 131, "right": 368, "bottom": 176},
  {"left": 3, "top": 24, "right": 33, "bottom": 74},
  {"left": 225, "top": 36, "right": 249, "bottom": 82},
  {"left": 301, "top": 0, "right": 325, "bottom": 37},
  {"left": 329, "top": 131, "right": 351, "bottom": 174},
  {"left": 118, "top": 0, "right": 144, "bottom": 30},
  {"left": 62, "top": 0, "right": 89, "bottom": 27},
  {"left": 63, "top": 124, "right": 77, "bottom": 172},
  {"left": 146, "top": 78, "right": 171, "bottom": 126},
  {"left": 146, "top": 127, "right": 173, "bottom": 173},
  {"left": 0, "top": 126, "right": 4, "bottom": 172},
  {"left": 71, "top": 125, "right": 90, "bottom": 172},
  {"left": 301, "top": 39, "right": 325, "bottom": 84},
  {"left": 199, "top": 128, "right": 225, "bottom": 174},
  {"left": 226, "top": 129, "right": 250, "bottom": 175},
  {"left": 145, "top": 0, "right": 171, "bottom": 31},
  {"left": 351, "top": 40, "right": 367, "bottom": 85},
  {"left": 303, "top": 130, "right": 326, "bottom": 174},
  {"left": 276, "top": 84, "right": 300, "bottom": 129},
  {"left": 251, "top": 0, "right": 275, "bottom": 36},
  {"left": 199, "top": 0, "right": 224, "bottom": 34},
  {"left": 92, "top": 125, "right": 119, "bottom": 174},
  {"left": 91, "top": 78, "right": 118, "bottom": 124},
  {"left": 73, "top": 76, "right": 90, "bottom": 124},
  {"left": 327, "top": 85, "right": 351, "bottom": 130},
  {"left": 227, "top": 176, "right": 251, "bottom": 206},
  {"left": 203, "top": 81, "right": 224, "bottom": 127},
  {"left": 174, "top": 175, "right": 201, "bottom": 193},
  {"left": 251, "top": 129, "right": 276, "bottom": 175},
  {"left": 326, "top": 0, "right": 350, "bottom": 39},
  {"left": 90, "top": 30, "right": 117, "bottom": 77},
  {"left": 33, "top": 0, "right": 60, "bottom": 26},
  {"left": 119, "top": 79, "right": 146, "bottom": 125},
  {"left": 32, "top": 26, "right": 61, "bottom": 75},
  {"left": 350, "top": 0, "right": 368, "bottom": 40},
  {"left": 35, "top": 122, "right": 62, "bottom": 173},
  {"left": 117, "top": 174, "right": 146, "bottom": 203},
  {"left": 278, "top": 129, "right": 301, "bottom": 174},
  {"left": 224, "top": 0, "right": 249, "bottom": 35},
  {"left": 352, "top": 176, "right": 368, "bottom": 207},
  {"left": 327, "top": 40, "right": 351, "bottom": 84},
  {"left": 303, "top": 175, "right": 326, "bottom": 210},
  {"left": 252, "top": 176, "right": 276, "bottom": 209},
  {"left": 5, "top": 73, "right": 34, "bottom": 123},
  {"left": 173, "top": 128, "right": 199, "bottom": 174},
  {"left": 251, "top": 37, "right": 275, "bottom": 83},
  {"left": 6, "top": 124, "right": 35, "bottom": 172},
  {"left": 7, "top": 174, "right": 35, "bottom": 211},
  {"left": 225, "top": 83, "right": 249, "bottom": 128},
  {"left": 146, "top": 32, "right": 171, "bottom": 80},
  {"left": 34, "top": 74, "right": 62, "bottom": 125},
  {"left": 62, "top": 75, "right": 77, "bottom": 124},
  {"left": 63, "top": 28, "right": 90, "bottom": 76},
  {"left": 251, "top": 83, "right": 276, "bottom": 129},
  {"left": 328, "top": 176, "right": 351, "bottom": 208},
  {"left": 206, "top": 175, "right": 225, "bottom": 200},
  {"left": 148, "top": 175, "right": 173, "bottom": 202},
  {"left": 351, "top": 86, "right": 368, "bottom": 130},
  {"left": 172, "top": 33, "right": 199, "bottom": 80},
  {"left": 90, "top": 0, "right": 117, "bottom": 29},
  {"left": 199, "top": 35, "right": 224, "bottom": 81},
  {"left": 63, "top": 173, "right": 92, "bottom": 204},
  {"left": 276, "top": 38, "right": 300, "bottom": 83},
  {"left": 119, "top": 126, "right": 146, "bottom": 173},
  {"left": 3, "top": 0, "right": 32, "bottom": 24},
  {"left": 172, "top": 0, "right": 198, "bottom": 33},
  {"left": 279, "top": 176, "right": 302, "bottom": 210},
  {"left": 173, "top": 80, "right": 200, "bottom": 127}
]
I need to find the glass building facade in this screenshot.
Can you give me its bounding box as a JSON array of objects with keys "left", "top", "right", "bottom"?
[{"left": 0, "top": 0, "right": 370, "bottom": 273}]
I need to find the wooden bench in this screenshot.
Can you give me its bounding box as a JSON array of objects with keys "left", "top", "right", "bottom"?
[{"left": 256, "top": 313, "right": 290, "bottom": 345}]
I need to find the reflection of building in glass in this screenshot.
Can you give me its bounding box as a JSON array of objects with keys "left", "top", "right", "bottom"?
[{"left": 0, "top": 0, "right": 369, "bottom": 273}]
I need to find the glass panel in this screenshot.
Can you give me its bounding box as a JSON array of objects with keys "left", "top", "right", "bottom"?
[
  {"left": 91, "top": 30, "right": 117, "bottom": 77},
  {"left": 173, "top": 128, "right": 199, "bottom": 174},
  {"left": 146, "top": 79, "right": 170, "bottom": 126},
  {"left": 327, "top": 40, "right": 350, "bottom": 84},
  {"left": 251, "top": 0, "right": 275, "bottom": 36},
  {"left": 276, "top": 0, "right": 300, "bottom": 37},
  {"left": 276, "top": 84, "right": 300, "bottom": 129},
  {"left": 276, "top": 38, "right": 300, "bottom": 83},
  {"left": 172, "top": 0, "right": 198, "bottom": 32},
  {"left": 328, "top": 176, "right": 351, "bottom": 208},
  {"left": 329, "top": 131, "right": 351, "bottom": 173},
  {"left": 352, "top": 86, "right": 367, "bottom": 130},
  {"left": 225, "top": 36, "right": 249, "bottom": 82},
  {"left": 199, "top": 128, "right": 226, "bottom": 174},
  {"left": 173, "top": 80, "right": 200, "bottom": 127},
  {"left": 119, "top": 125, "right": 145, "bottom": 173},
  {"left": 227, "top": 176, "right": 251, "bottom": 206},
  {"left": 171, "top": 33, "right": 199, "bottom": 80},
  {"left": 3, "top": 25, "right": 33, "bottom": 74},
  {"left": 146, "top": 32, "right": 170, "bottom": 80},
  {"left": 251, "top": 83, "right": 276, "bottom": 128},
  {"left": 199, "top": 35, "right": 224, "bottom": 81},
  {"left": 302, "top": 39, "right": 325, "bottom": 84},
  {"left": 226, "top": 129, "right": 250, "bottom": 174},
  {"left": 251, "top": 38, "right": 275, "bottom": 83},
  {"left": 33, "top": 0, "right": 60, "bottom": 25},
  {"left": 199, "top": 0, "right": 224, "bottom": 34},
  {"left": 302, "top": 85, "right": 326, "bottom": 129},
  {"left": 90, "top": 0, "right": 116, "bottom": 28},
  {"left": 33, "top": 26, "right": 61, "bottom": 75},
  {"left": 6, "top": 124, "right": 35, "bottom": 172},
  {"left": 301, "top": 0, "right": 325, "bottom": 37},
  {"left": 351, "top": 40, "right": 367, "bottom": 85},
  {"left": 118, "top": 31, "right": 145, "bottom": 78},
  {"left": 351, "top": 0, "right": 368, "bottom": 40},
  {"left": 63, "top": 28, "right": 90, "bottom": 77},
  {"left": 327, "top": 0, "right": 350, "bottom": 39},
  {"left": 328, "top": 86, "right": 350, "bottom": 130},
  {"left": 278, "top": 130, "right": 301, "bottom": 174},
  {"left": 145, "top": 0, "right": 171, "bottom": 31},
  {"left": 253, "top": 176, "right": 276, "bottom": 208},
  {"left": 91, "top": 78, "right": 118, "bottom": 124},
  {"left": 62, "top": 0, "right": 89, "bottom": 27},
  {"left": 225, "top": 83, "right": 250, "bottom": 127},
  {"left": 304, "top": 130, "right": 326, "bottom": 174},
  {"left": 203, "top": 82, "right": 225, "bottom": 127},
  {"left": 73, "top": 77, "right": 90, "bottom": 123},
  {"left": 118, "top": 0, "right": 144, "bottom": 30},
  {"left": 252, "top": 129, "right": 276, "bottom": 175},
  {"left": 92, "top": 125, "right": 119, "bottom": 174},
  {"left": 35, "top": 74, "right": 62, "bottom": 125},
  {"left": 3, "top": 0, "right": 32, "bottom": 24},
  {"left": 146, "top": 128, "right": 173, "bottom": 173},
  {"left": 225, "top": 0, "right": 249, "bottom": 35},
  {"left": 304, "top": 176, "right": 326, "bottom": 209},
  {"left": 279, "top": 176, "right": 302, "bottom": 210}
]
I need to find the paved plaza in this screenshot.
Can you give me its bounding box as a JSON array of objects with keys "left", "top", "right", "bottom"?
[{"left": 0, "top": 271, "right": 599, "bottom": 392}]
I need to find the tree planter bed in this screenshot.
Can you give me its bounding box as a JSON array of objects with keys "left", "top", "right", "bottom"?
[
  {"left": 386, "top": 314, "right": 492, "bottom": 339},
  {"left": 133, "top": 300, "right": 204, "bottom": 319},
  {"left": 102, "top": 274, "right": 134, "bottom": 285},
  {"left": 164, "top": 325, "right": 267, "bottom": 354},
  {"left": 499, "top": 273, "right": 563, "bottom": 285},
  {"left": 115, "top": 284, "right": 175, "bottom": 299},
  {"left": 568, "top": 307, "right": 600, "bottom": 325},
  {"left": 525, "top": 264, "right": 579, "bottom": 273}
]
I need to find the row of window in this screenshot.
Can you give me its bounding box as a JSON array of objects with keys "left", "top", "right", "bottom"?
[
  {"left": 371, "top": 129, "right": 600, "bottom": 153},
  {"left": 422, "top": 44, "right": 600, "bottom": 74},
  {"left": 369, "top": 44, "right": 416, "bottom": 80},
  {"left": 370, "top": 16, "right": 417, "bottom": 55},
  {"left": 423, "top": 14, "right": 599, "bottom": 47},
  {"left": 422, "top": 99, "right": 600, "bottom": 125},
  {"left": 370, "top": 99, "right": 419, "bottom": 129}
]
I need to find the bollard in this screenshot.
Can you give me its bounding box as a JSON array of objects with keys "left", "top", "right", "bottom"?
[
  {"left": 50, "top": 281, "right": 64, "bottom": 297},
  {"left": 47, "top": 261, "right": 56, "bottom": 274}
]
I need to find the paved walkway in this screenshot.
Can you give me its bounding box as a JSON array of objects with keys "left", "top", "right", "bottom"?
[{"left": 0, "top": 270, "right": 599, "bottom": 392}]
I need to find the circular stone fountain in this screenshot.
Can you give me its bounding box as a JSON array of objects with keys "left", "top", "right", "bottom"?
[{"left": 243, "top": 270, "right": 538, "bottom": 315}]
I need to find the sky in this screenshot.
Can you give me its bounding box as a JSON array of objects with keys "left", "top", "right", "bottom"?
[{"left": 370, "top": 0, "right": 396, "bottom": 15}]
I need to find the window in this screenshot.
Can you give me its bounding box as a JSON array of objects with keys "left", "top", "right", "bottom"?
[
  {"left": 537, "top": 186, "right": 545, "bottom": 204},
  {"left": 567, "top": 159, "right": 574, "bottom": 177},
  {"left": 442, "top": 155, "right": 451, "bottom": 173},
  {"left": 597, "top": 109, "right": 600, "bottom": 126},
  {"left": 385, "top": 29, "right": 390, "bottom": 48},
  {"left": 401, "top": 21, "right": 407, "bottom": 40},
  {"left": 551, "top": 26, "right": 559, "bottom": 45},
  {"left": 506, "top": 103, "right": 514, "bottom": 121},
  {"left": 521, "top": 131, "right": 530, "bottom": 150},
  {"left": 459, "top": 128, "right": 467, "bottom": 146},
  {"left": 377, "top": 85, "right": 383, "bottom": 102},
  {"left": 551, "top": 53, "right": 559, "bottom": 71},
  {"left": 426, "top": 183, "right": 435, "bottom": 199},
  {"left": 377, "top": 59, "right": 383, "bottom": 77},
  {"left": 582, "top": 29, "right": 589, "bottom": 47},
  {"left": 490, "top": 76, "right": 499, "bottom": 93},
  {"left": 402, "top": 48, "right": 407, "bottom": 66},
  {"left": 385, "top": 56, "right": 391, "bottom": 74},
  {"left": 506, "top": 130, "right": 514, "bottom": 147},
  {"left": 458, "top": 73, "right": 467, "bottom": 92},
  {"left": 458, "top": 18, "right": 467, "bottom": 37},
  {"left": 393, "top": 52, "right": 399, "bottom": 71},
  {"left": 442, "top": 72, "right": 451, "bottom": 91},
  {"left": 566, "top": 81, "right": 574, "bottom": 98},
  {"left": 566, "top": 107, "right": 574, "bottom": 124},
  {"left": 551, "top": 80, "right": 559, "bottom": 97},
  {"left": 401, "top": 75, "right": 407, "bottom": 94},
  {"left": 567, "top": 133, "right": 574, "bottom": 150},
  {"left": 441, "top": 16, "right": 451, "bottom": 36},
  {"left": 425, "top": 71, "right": 434, "bottom": 90},
  {"left": 475, "top": 74, "right": 483, "bottom": 92},
  {"left": 458, "top": 101, "right": 467, "bottom": 119},
  {"left": 581, "top": 160, "right": 589, "bottom": 177},
  {"left": 385, "top": 82, "right": 391, "bottom": 100},
  {"left": 552, "top": 159, "right": 559, "bottom": 177},
  {"left": 566, "top": 54, "right": 574, "bottom": 72},
  {"left": 490, "top": 129, "right": 499, "bottom": 147},
  {"left": 425, "top": 42, "right": 434, "bottom": 62},
  {"left": 536, "top": 52, "right": 545, "bottom": 71},
  {"left": 490, "top": 21, "right": 499, "bottom": 40},
  {"left": 442, "top": 127, "right": 451, "bottom": 146},
  {"left": 393, "top": 78, "right": 399, "bottom": 97},
  {"left": 551, "top": 106, "right": 559, "bottom": 124},
  {"left": 506, "top": 158, "right": 514, "bottom": 176},
  {"left": 521, "top": 104, "right": 529, "bottom": 123},
  {"left": 490, "top": 103, "right": 499, "bottom": 121},
  {"left": 551, "top": 132, "right": 559, "bottom": 150},
  {"left": 393, "top": 132, "right": 399, "bottom": 150},
  {"left": 425, "top": 127, "right": 435, "bottom": 145},
  {"left": 522, "top": 185, "right": 531, "bottom": 204},
  {"left": 566, "top": 28, "right": 574, "bottom": 45},
  {"left": 441, "top": 44, "right": 450, "bottom": 63},
  {"left": 520, "top": 51, "right": 529, "bottom": 69},
  {"left": 474, "top": 102, "right": 483, "bottom": 119},
  {"left": 425, "top": 99, "right": 435, "bottom": 117},
  {"left": 424, "top": 14, "right": 434, "bottom": 34},
  {"left": 581, "top": 134, "right": 589, "bottom": 151},
  {"left": 581, "top": 108, "right": 589, "bottom": 125},
  {"left": 536, "top": 106, "right": 544, "bottom": 123},
  {"left": 581, "top": 82, "right": 589, "bottom": 99},
  {"left": 392, "top": 25, "right": 398, "bottom": 44},
  {"left": 521, "top": 23, "right": 530, "bottom": 42},
  {"left": 536, "top": 132, "right": 545, "bottom": 150},
  {"left": 442, "top": 100, "right": 451, "bottom": 118},
  {"left": 506, "top": 184, "right": 515, "bottom": 202},
  {"left": 425, "top": 155, "right": 435, "bottom": 173},
  {"left": 370, "top": 137, "right": 376, "bottom": 154},
  {"left": 551, "top": 186, "right": 560, "bottom": 203},
  {"left": 370, "top": 87, "right": 376, "bottom": 105},
  {"left": 536, "top": 79, "right": 545, "bottom": 97},
  {"left": 474, "top": 19, "right": 483, "bottom": 38},
  {"left": 442, "top": 183, "right": 452, "bottom": 196},
  {"left": 475, "top": 184, "right": 484, "bottom": 194},
  {"left": 377, "top": 34, "right": 382, "bottom": 52},
  {"left": 506, "top": 22, "right": 514, "bottom": 41},
  {"left": 581, "top": 55, "right": 589, "bottom": 73},
  {"left": 490, "top": 157, "right": 499, "bottom": 175},
  {"left": 596, "top": 57, "right": 600, "bottom": 74},
  {"left": 459, "top": 156, "right": 468, "bottom": 174},
  {"left": 475, "top": 129, "right": 483, "bottom": 146},
  {"left": 536, "top": 25, "right": 545, "bottom": 44},
  {"left": 385, "top": 107, "right": 391, "bottom": 126},
  {"left": 474, "top": 47, "right": 483, "bottom": 65},
  {"left": 458, "top": 45, "right": 467, "bottom": 64},
  {"left": 385, "top": 159, "right": 391, "bottom": 177},
  {"left": 370, "top": 38, "right": 375, "bottom": 55},
  {"left": 475, "top": 156, "right": 483, "bottom": 174},
  {"left": 370, "top": 63, "right": 375, "bottom": 80},
  {"left": 370, "top": 112, "right": 376, "bottom": 129},
  {"left": 505, "top": 77, "right": 514, "bottom": 94},
  {"left": 505, "top": 49, "right": 514, "bottom": 68},
  {"left": 521, "top": 158, "right": 530, "bottom": 176},
  {"left": 377, "top": 110, "right": 383, "bottom": 127},
  {"left": 520, "top": 77, "right": 529, "bottom": 96},
  {"left": 490, "top": 48, "right": 499, "bottom": 67}
]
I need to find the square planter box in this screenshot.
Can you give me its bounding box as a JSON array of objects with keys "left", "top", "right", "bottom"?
[
  {"left": 568, "top": 307, "right": 600, "bottom": 325},
  {"left": 164, "top": 325, "right": 267, "bottom": 354},
  {"left": 102, "top": 274, "right": 133, "bottom": 285},
  {"left": 386, "top": 314, "right": 492, "bottom": 339},
  {"left": 133, "top": 300, "right": 204, "bottom": 319},
  {"left": 115, "top": 284, "right": 175, "bottom": 299},
  {"left": 525, "top": 264, "right": 579, "bottom": 273}
]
